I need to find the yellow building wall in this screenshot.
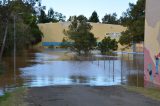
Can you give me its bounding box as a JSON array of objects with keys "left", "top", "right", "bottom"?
[
  {"left": 38, "top": 22, "right": 127, "bottom": 43},
  {"left": 90, "top": 23, "right": 127, "bottom": 41},
  {"left": 38, "top": 22, "right": 67, "bottom": 42}
]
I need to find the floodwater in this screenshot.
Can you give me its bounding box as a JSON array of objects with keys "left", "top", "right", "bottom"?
[{"left": 0, "top": 49, "right": 144, "bottom": 95}]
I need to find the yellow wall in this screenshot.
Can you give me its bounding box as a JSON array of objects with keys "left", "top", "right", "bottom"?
[
  {"left": 38, "top": 22, "right": 127, "bottom": 43},
  {"left": 38, "top": 22, "right": 68, "bottom": 42},
  {"left": 90, "top": 23, "right": 127, "bottom": 41}
]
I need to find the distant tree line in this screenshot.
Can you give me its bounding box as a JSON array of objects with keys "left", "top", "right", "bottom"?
[
  {"left": 67, "top": 11, "right": 120, "bottom": 24},
  {"left": 38, "top": 8, "right": 66, "bottom": 23}
]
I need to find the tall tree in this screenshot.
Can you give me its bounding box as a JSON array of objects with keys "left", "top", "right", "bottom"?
[
  {"left": 64, "top": 16, "right": 97, "bottom": 55},
  {"left": 0, "top": 0, "right": 43, "bottom": 56},
  {"left": 119, "top": 0, "right": 145, "bottom": 46},
  {"left": 89, "top": 11, "right": 99, "bottom": 23},
  {"left": 102, "top": 13, "right": 119, "bottom": 24}
]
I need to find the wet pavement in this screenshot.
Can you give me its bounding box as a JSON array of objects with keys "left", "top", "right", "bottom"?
[{"left": 26, "top": 86, "right": 160, "bottom": 106}]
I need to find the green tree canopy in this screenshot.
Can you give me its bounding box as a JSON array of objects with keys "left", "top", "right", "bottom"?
[
  {"left": 64, "top": 16, "right": 97, "bottom": 55},
  {"left": 38, "top": 9, "right": 48, "bottom": 23},
  {"left": 102, "top": 13, "right": 119, "bottom": 24},
  {"left": 67, "top": 15, "right": 88, "bottom": 22},
  {"left": 77, "top": 15, "right": 88, "bottom": 22},
  {"left": 0, "top": 0, "right": 43, "bottom": 55},
  {"left": 98, "top": 37, "right": 118, "bottom": 55},
  {"left": 89, "top": 11, "right": 99, "bottom": 23},
  {"left": 38, "top": 8, "right": 66, "bottom": 23},
  {"left": 119, "top": 0, "right": 145, "bottom": 46}
]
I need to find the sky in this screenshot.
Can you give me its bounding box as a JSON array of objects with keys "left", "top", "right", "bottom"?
[{"left": 42, "top": 0, "right": 138, "bottom": 21}]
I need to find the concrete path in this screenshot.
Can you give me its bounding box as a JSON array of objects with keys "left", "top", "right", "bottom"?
[{"left": 26, "top": 86, "right": 160, "bottom": 106}]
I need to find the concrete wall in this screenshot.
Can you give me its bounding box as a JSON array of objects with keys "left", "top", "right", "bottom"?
[{"left": 144, "top": 0, "right": 160, "bottom": 87}]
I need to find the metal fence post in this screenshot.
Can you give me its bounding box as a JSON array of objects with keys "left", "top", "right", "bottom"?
[
  {"left": 121, "top": 52, "right": 123, "bottom": 84},
  {"left": 113, "top": 58, "right": 115, "bottom": 82}
]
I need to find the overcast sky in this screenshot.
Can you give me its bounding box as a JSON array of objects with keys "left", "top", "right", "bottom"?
[{"left": 42, "top": 0, "right": 138, "bottom": 21}]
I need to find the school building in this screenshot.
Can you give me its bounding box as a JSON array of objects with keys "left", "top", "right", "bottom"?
[{"left": 38, "top": 22, "right": 127, "bottom": 50}]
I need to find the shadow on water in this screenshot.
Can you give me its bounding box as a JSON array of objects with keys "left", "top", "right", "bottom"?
[{"left": 0, "top": 48, "right": 144, "bottom": 95}]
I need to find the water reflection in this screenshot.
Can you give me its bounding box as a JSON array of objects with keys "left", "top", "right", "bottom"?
[
  {"left": 0, "top": 89, "right": 4, "bottom": 96},
  {"left": 0, "top": 49, "right": 144, "bottom": 95},
  {"left": 20, "top": 60, "right": 123, "bottom": 87}
]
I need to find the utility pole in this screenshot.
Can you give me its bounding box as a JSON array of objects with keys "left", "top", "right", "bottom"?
[
  {"left": 13, "top": 15, "right": 16, "bottom": 84},
  {"left": 121, "top": 51, "right": 123, "bottom": 84},
  {"left": 13, "top": 13, "right": 23, "bottom": 85}
]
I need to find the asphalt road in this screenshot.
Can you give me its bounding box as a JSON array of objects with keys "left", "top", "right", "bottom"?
[{"left": 26, "top": 86, "right": 160, "bottom": 106}]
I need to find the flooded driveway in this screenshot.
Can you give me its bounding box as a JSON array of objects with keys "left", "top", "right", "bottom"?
[
  {"left": 20, "top": 60, "right": 122, "bottom": 87},
  {"left": 0, "top": 49, "right": 144, "bottom": 95}
]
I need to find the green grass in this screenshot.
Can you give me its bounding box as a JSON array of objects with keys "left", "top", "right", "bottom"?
[
  {"left": 0, "top": 88, "right": 28, "bottom": 106},
  {"left": 123, "top": 85, "right": 160, "bottom": 101},
  {"left": 0, "top": 93, "right": 10, "bottom": 103}
]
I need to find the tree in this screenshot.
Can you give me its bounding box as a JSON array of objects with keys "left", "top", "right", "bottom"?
[
  {"left": 64, "top": 16, "right": 97, "bottom": 55},
  {"left": 47, "top": 8, "right": 58, "bottom": 22},
  {"left": 119, "top": 0, "right": 145, "bottom": 46},
  {"left": 0, "top": 0, "right": 43, "bottom": 56},
  {"left": 67, "top": 16, "right": 72, "bottom": 21},
  {"left": 29, "top": 16, "right": 43, "bottom": 45},
  {"left": 98, "top": 37, "right": 118, "bottom": 55},
  {"left": 77, "top": 15, "right": 88, "bottom": 22},
  {"left": 61, "top": 37, "right": 71, "bottom": 48},
  {"left": 102, "top": 13, "right": 119, "bottom": 24},
  {"left": 89, "top": 11, "right": 99, "bottom": 23},
  {"left": 67, "top": 15, "right": 87, "bottom": 22},
  {"left": 38, "top": 8, "right": 66, "bottom": 23},
  {"left": 38, "top": 9, "right": 48, "bottom": 23}
]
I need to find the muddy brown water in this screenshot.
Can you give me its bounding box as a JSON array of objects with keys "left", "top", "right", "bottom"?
[{"left": 0, "top": 48, "right": 144, "bottom": 96}]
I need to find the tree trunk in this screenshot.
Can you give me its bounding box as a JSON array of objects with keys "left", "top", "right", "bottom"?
[{"left": 0, "top": 21, "right": 8, "bottom": 61}]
